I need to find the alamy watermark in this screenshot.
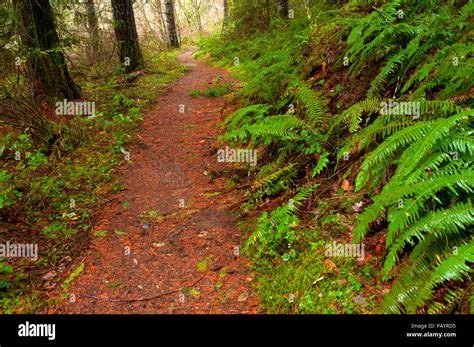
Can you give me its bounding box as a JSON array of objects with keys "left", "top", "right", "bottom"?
[
  {"left": 217, "top": 146, "right": 257, "bottom": 167},
  {"left": 380, "top": 99, "right": 458, "bottom": 119},
  {"left": 380, "top": 100, "right": 420, "bottom": 118},
  {"left": 325, "top": 241, "right": 365, "bottom": 261},
  {"left": 55, "top": 99, "right": 95, "bottom": 118},
  {"left": 0, "top": 241, "right": 38, "bottom": 261}
]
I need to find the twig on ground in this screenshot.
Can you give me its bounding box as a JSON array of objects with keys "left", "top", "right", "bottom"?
[{"left": 80, "top": 275, "right": 206, "bottom": 304}]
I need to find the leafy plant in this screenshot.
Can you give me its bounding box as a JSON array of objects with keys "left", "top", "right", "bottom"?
[
  {"left": 244, "top": 184, "right": 319, "bottom": 256},
  {"left": 341, "top": 4, "right": 474, "bottom": 312}
]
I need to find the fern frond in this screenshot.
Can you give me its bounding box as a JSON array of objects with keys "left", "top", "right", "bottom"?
[
  {"left": 391, "top": 110, "right": 472, "bottom": 182},
  {"left": 368, "top": 36, "right": 421, "bottom": 98},
  {"left": 223, "top": 114, "right": 304, "bottom": 143},
  {"left": 225, "top": 104, "right": 272, "bottom": 128},
  {"left": 294, "top": 80, "right": 329, "bottom": 129},
  {"left": 331, "top": 98, "right": 381, "bottom": 134},
  {"left": 244, "top": 184, "right": 319, "bottom": 251},
  {"left": 311, "top": 151, "right": 330, "bottom": 178},
  {"left": 355, "top": 120, "right": 435, "bottom": 190},
  {"left": 254, "top": 163, "right": 297, "bottom": 189},
  {"left": 354, "top": 170, "right": 474, "bottom": 243},
  {"left": 384, "top": 201, "right": 474, "bottom": 276}
]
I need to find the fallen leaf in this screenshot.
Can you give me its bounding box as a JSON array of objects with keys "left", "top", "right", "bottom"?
[
  {"left": 323, "top": 258, "right": 338, "bottom": 272},
  {"left": 94, "top": 230, "right": 108, "bottom": 237},
  {"left": 341, "top": 179, "right": 351, "bottom": 191}
]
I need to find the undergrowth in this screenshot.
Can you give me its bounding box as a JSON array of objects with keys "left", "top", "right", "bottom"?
[{"left": 198, "top": 0, "right": 473, "bottom": 314}]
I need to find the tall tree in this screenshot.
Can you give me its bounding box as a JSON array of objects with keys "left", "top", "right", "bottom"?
[
  {"left": 14, "top": 0, "right": 81, "bottom": 100},
  {"left": 155, "top": 0, "right": 168, "bottom": 40},
  {"left": 85, "top": 0, "right": 99, "bottom": 64},
  {"left": 111, "top": 0, "right": 143, "bottom": 73},
  {"left": 223, "top": 0, "right": 229, "bottom": 27},
  {"left": 164, "top": 0, "right": 179, "bottom": 48},
  {"left": 222, "top": 0, "right": 229, "bottom": 32},
  {"left": 223, "top": 0, "right": 229, "bottom": 19},
  {"left": 191, "top": 0, "right": 203, "bottom": 34},
  {"left": 278, "top": 0, "right": 289, "bottom": 19}
]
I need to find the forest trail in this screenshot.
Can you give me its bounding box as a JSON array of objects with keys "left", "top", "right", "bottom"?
[{"left": 54, "top": 49, "right": 259, "bottom": 314}]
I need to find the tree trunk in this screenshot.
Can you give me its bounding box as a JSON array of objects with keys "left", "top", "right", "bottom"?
[
  {"left": 223, "top": 0, "right": 229, "bottom": 19},
  {"left": 86, "top": 0, "right": 99, "bottom": 64},
  {"left": 15, "top": 0, "right": 81, "bottom": 100},
  {"left": 278, "top": 0, "right": 289, "bottom": 19},
  {"left": 192, "top": 0, "right": 203, "bottom": 34},
  {"left": 164, "top": 0, "right": 179, "bottom": 48},
  {"left": 111, "top": 0, "right": 143, "bottom": 73},
  {"left": 155, "top": 0, "right": 168, "bottom": 41}
]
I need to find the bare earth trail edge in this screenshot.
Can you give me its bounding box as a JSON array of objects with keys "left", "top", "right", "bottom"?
[{"left": 53, "top": 49, "right": 259, "bottom": 314}]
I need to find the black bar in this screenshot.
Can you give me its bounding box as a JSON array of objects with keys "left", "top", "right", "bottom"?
[{"left": 0, "top": 314, "right": 472, "bottom": 346}]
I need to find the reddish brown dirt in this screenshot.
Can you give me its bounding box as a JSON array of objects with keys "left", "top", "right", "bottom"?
[{"left": 54, "top": 50, "right": 259, "bottom": 314}]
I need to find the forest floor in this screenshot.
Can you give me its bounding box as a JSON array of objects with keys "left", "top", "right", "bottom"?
[{"left": 52, "top": 49, "right": 259, "bottom": 314}]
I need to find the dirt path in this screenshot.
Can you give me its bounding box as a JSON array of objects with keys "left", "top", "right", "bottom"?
[{"left": 55, "top": 49, "right": 258, "bottom": 314}]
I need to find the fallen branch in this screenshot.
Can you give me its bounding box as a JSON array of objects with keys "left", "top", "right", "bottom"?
[{"left": 80, "top": 275, "right": 205, "bottom": 304}]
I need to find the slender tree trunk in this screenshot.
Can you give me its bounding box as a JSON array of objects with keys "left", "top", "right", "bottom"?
[
  {"left": 278, "top": 0, "right": 289, "bottom": 19},
  {"left": 164, "top": 0, "right": 179, "bottom": 48},
  {"left": 223, "top": 0, "right": 228, "bottom": 19},
  {"left": 221, "top": 0, "right": 229, "bottom": 33},
  {"left": 155, "top": 0, "right": 167, "bottom": 41},
  {"left": 15, "top": 0, "right": 81, "bottom": 100},
  {"left": 86, "top": 0, "right": 99, "bottom": 64},
  {"left": 192, "top": 0, "right": 203, "bottom": 34},
  {"left": 111, "top": 0, "right": 143, "bottom": 73}
]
